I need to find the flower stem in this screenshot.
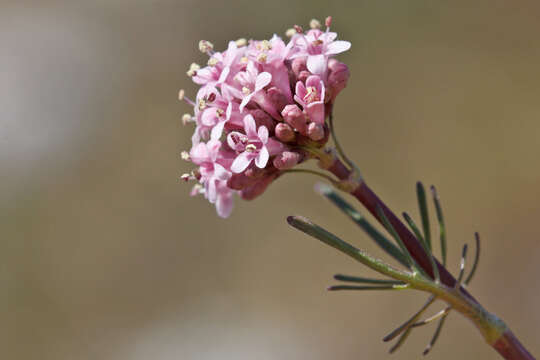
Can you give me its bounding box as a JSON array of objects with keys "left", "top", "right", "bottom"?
[{"left": 321, "top": 156, "right": 535, "bottom": 360}]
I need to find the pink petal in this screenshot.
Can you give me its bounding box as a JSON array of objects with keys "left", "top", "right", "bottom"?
[
  {"left": 189, "top": 143, "right": 209, "bottom": 164},
  {"left": 325, "top": 41, "right": 351, "bottom": 55},
  {"left": 306, "top": 54, "right": 327, "bottom": 75},
  {"left": 294, "top": 81, "right": 307, "bottom": 106},
  {"left": 207, "top": 179, "right": 217, "bottom": 203},
  {"left": 257, "top": 125, "right": 268, "bottom": 144},
  {"left": 306, "top": 102, "right": 325, "bottom": 125},
  {"left": 217, "top": 66, "right": 230, "bottom": 84},
  {"left": 239, "top": 93, "right": 254, "bottom": 112},
  {"left": 231, "top": 152, "right": 253, "bottom": 173},
  {"left": 213, "top": 163, "right": 231, "bottom": 181},
  {"left": 210, "top": 121, "right": 225, "bottom": 140},
  {"left": 201, "top": 108, "right": 218, "bottom": 126},
  {"left": 216, "top": 192, "right": 233, "bottom": 218},
  {"left": 255, "top": 146, "right": 269, "bottom": 168},
  {"left": 255, "top": 72, "right": 272, "bottom": 91},
  {"left": 243, "top": 114, "right": 257, "bottom": 137}
]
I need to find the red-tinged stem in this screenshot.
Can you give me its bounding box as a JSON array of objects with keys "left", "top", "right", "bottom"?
[{"left": 325, "top": 157, "right": 535, "bottom": 360}]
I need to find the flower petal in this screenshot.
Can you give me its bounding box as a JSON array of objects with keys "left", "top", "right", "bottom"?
[
  {"left": 243, "top": 114, "right": 257, "bottom": 137},
  {"left": 255, "top": 72, "right": 272, "bottom": 91},
  {"left": 255, "top": 146, "right": 269, "bottom": 168},
  {"left": 231, "top": 151, "right": 253, "bottom": 173},
  {"left": 210, "top": 121, "right": 225, "bottom": 141},
  {"left": 216, "top": 191, "right": 234, "bottom": 218},
  {"left": 306, "top": 54, "right": 327, "bottom": 75},
  {"left": 257, "top": 125, "right": 268, "bottom": 144},
  {"left": 325, "top": 40, "right": 351, "bottom": 55}
]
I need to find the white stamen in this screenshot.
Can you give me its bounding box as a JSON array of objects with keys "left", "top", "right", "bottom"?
[
  {"left": 179, "top": 89, "right": 195, "bottom": 107},
  {"left": 180, "top": 173, "right": 192, "bottom": 181},
  {"left": 216, "top": 108, "right": 224, "bottom": 117},
  {"left": 242, "top": 87, "right": 251, "bottom": 95},
  {"left": 240, "top": 56, "right": 249, "bottom": 64},
  {"left": 198, "top": 40, "right": 214, "bottom": 53},
  {"left": 181, "top": 151, "right": 190, "bottom": 161},
  {"left": 310, "top": 19, "right": 321, "bottom": 29},
  {"left": 285, "top": 28, "right": 296, "bottom": 38},
  {"left": 207, "top": 57, "right": 218, "bottom": 66},
  {"left": 245, "top": 144, "right": 257, "bottom": 152},
  {"left": 198, "top": 99, "right": 206, "bottom": 110},
  {"left": 256, "top": 53, "right": 267, "bottom": 63},
  {"left": 186, "top": 63, "right": 200, "bottom": 77},
  {"left": 235, "top": 38, "right": 247, "bottom": 47},
  {"left": 182, "top": 113, "right": 193, "bottom": 125}
]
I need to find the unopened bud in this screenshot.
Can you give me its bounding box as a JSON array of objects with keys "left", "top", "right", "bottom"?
[
  {"left": 325, "top": 16, "right": 332, "bottom": 28},
  {"left": 298, "top": 70, "right": 311, "bottom": 83},
  {"left": 227, "top": 173, "right": 256, "bottom": 190},
  {"left": 251, "top": 109, "right": 276, "bottom": 132},
  {"left": 273, "top": 151, "right": 301, "bottom": 170},
  {"left": 275, "top": 123, "right": 295, "bottom": 142},
  {"left": 310, "top": 19, "right": 321, "bottom": 29},
  {"left": 327, "top": 59, "right": 350, "bottom": 100},
  {"left": 198, "top": 40, "right": 214, "bottom": 53},
  {"left": 291, "top": 57, "right": 307, "bottom": 77},
  {"left": 267, "top": 87, "right": 288, "bottom": 113},
  {"left": 282, "top": 104, "right": 307, "bottom": 135},
  {"left": 240, "top": 175, "right": 276, "bottom": 200},
  {"left": 307, "top": 122, "right": 324, "bottom": 141}
]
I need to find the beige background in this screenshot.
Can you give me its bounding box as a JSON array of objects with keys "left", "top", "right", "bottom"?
[{"left": 2, "top": 1, "right": 540, "bottom": 359}]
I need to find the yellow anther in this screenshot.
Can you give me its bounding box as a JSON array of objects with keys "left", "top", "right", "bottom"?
[
  {"left": 207, "top": 57, "right": 219, "bottom": 66},
  {"left": 285, "top": 28, "right": 296, "bottom": 38},
  {"left": 235, "top": 38, "right": 247, "bottom": 47},
  {"left": 186, "top": 63, "right": 201, "bottom": 77},
  {"left": 198, "top": 40, "right": 214, "bottom": 53},
  {"left": 310, "top": 19, "right": 321, "bottom": 29},
  {"left": 246, "top": 144, "right": 257, "bottom": 152},
  {"left": 242, "top": 87, "right": 251, "bottom": 95}
]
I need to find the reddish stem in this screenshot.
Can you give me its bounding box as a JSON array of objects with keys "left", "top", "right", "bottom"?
[{"left": 325, "top": 157, "right": 535, "bottom": 360}]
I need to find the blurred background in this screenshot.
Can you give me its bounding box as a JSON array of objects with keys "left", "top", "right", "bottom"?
[{"left": 2, "top": 1, "right": 540, "bottom": 359}]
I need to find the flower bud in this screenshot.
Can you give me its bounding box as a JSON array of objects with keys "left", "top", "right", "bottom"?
[
  {"left": 275, "top": 123, "right": 296, "bottom": 142},
  {"left": 240, "top": 174, "right": 277, "bottom": 200},
  {"left": 307, "top": 122, "right": 324, "bottom": 141},
  {"left": 267, "top": 86, "right": 288, "bottom": 113},
  {"left": 281, "top": 104, "right": 307, "bottom": 135},
  {"left": 251, "top": 109, "right": 276, "bottom": 133},
  {"left": 327, "top": 59, "right": 350, "bottom": 100},
  {"left": 298, "top": 70, "right": 311, "bottom": 83},
  {"left": 273, "top": 151, "right": 301, "bottom": 170},
  {"left": 227, "top": 173, "right": 257, "bottom": 190},
  {"left": 291, "top": 58, "right": 307, "bottom": 77}
]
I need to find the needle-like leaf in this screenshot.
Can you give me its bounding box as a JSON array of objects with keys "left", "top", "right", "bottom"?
[
  {"left": 431, "top": 186, "right": 447, "bottom": 266},
  {"left": 316, "top": 183, "right": 409, "bottom": 267},
  {"left": 416, "top": 182, "right": 432, "bottom": 251},
  {"left": 334, "top": 274, "right": 404, "bottom": 285},
  {"left": 464, "top": 233, "right": 480, "bottom": 285}
]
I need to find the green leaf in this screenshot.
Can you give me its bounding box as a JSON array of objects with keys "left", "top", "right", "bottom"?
[
  {"left": 416, "top": 182, "right": 432, "bottom": 251},
  {"left": 315, "top": 183, "right": 409, "bottom": 268},
  {"left": 431, "top": 186, "right": 447, "bottom": 266},
  {"left": 464, "top": 233, "right": 480, "bottom": 285},
  {"left": 334, "top": 274, "right": 403, "bottom": 285}
]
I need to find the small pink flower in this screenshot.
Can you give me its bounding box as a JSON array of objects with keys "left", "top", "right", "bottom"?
[
  {"left": 290, "top": 29, "right": 351, "bottom": 75},
  {"left": 234, "top": 61, "right": 272, "bottom": 112},
  {"left": 227, "top": 114, "right": 283, "bottom": 173},
  {"left": 294, "top": 75, "right": 326, "bottom": 124}
]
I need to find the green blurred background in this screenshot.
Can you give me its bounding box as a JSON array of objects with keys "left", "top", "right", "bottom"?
[{"left": 2, "top": 1, "right": 540, "bottom": 359}]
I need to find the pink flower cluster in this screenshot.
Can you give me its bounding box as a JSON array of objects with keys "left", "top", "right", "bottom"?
[{"left": 181, "top": 17, "right": 350, "bottom": 217}]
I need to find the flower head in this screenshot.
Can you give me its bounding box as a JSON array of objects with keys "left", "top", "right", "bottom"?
[{"left": 181, "top": 17, "right": 351, "bottom": 217}]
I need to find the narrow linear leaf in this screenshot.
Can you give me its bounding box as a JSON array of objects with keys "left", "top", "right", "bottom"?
[
  {"left": 327, "top": 285, "right": 398, "bottom": 291},
  {"left": 423, "top": 313, "right": 449, "bottom": 356},
  {"left": 457, "top": 244, "right": 468, "bottom": 284},
  {"left": 334, "top": 274, "right": 404, "bottom": 285},
  {"left": 286, "top": 216, "right": 411, "bottom": 283},
  {"left": 464, "top": 233, "right": 481, "bottom": 285},
  {"left": 412, "top": 307, "right": 451, "bottom": 328},
  {"left": 383, "top": 296, "right": 436, "bottom": 342},
  {"left": 315, "top": 183, "right": 409, "bottom": 267},
  {"left": 416, "top": 182, "right": 432, "bottom": 251},
  {"left": 403, "top": 212, "right": 440, "bottom": 282},
  {"left": 431, "top": 186, "right": 447, "bottom": 266}
]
